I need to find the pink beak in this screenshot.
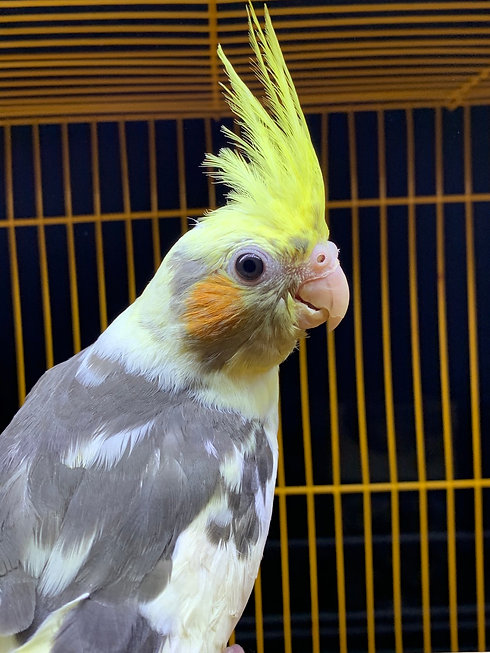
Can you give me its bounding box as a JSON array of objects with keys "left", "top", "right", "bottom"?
[{"left": 296, "top": 241, "right": 350, "bottom": 332}]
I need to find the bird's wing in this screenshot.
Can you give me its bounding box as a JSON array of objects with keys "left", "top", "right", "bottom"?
[
  {"left": 14, "top": 595, "right": 88, "bottom": 653},
  {"left": 0, "top": 348, "right": 274, "bottom": 650}
]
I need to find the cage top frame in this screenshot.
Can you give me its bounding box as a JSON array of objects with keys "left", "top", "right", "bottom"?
[{"left": 2, "top": 0, "right": 490, "bottom": 124}]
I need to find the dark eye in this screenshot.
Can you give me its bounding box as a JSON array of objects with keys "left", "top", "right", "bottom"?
[{"left": 235, "top": 253, "right": 265, "bottom": 282}]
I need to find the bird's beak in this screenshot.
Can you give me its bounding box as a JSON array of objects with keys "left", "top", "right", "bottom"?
[{"left": 295, "top": 241, "right": 350, "bottom": 332}]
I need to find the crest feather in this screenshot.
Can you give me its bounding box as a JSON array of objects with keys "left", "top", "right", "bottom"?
[{"left": 202, "top": 4, "right": 326, "bottom": 240}]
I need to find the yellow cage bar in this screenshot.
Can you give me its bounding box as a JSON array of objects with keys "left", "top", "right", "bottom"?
[{"left": 1, "top": 2, "right": 490, "bottom": 652}]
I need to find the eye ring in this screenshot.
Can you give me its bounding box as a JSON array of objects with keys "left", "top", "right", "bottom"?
[{"left": 235, "top": 252, "right": 265, "bottom": 282}]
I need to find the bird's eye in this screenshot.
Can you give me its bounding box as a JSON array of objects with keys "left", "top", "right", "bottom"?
[{"left": 235, "top": 253, "right": 265, "bottom": 282}]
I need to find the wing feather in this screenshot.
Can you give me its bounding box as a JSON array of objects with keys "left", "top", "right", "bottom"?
[{"left": 0, "top": 348, "right": 273, "bottom": 651}]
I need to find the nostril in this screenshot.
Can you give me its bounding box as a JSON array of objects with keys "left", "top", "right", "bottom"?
[{"left": 310, "top": 242, "right": 340, "bottom": 273}]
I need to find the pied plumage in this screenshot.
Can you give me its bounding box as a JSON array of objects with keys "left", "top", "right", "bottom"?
[{"left": 0, "top": 5, "right": 349, "bottom": 653}]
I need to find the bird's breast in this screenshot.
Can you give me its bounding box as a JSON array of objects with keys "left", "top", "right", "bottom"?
[{"left": 139, "top": 421, "right": 278, "bottom": 652}]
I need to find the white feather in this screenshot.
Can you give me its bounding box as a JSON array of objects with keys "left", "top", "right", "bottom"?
[
  {"left": 139, "top": 506, "right": 254, "bottom": 653},
  {"left": 74, "top": 349, "right": 108, "bottom": 387},
  {"left": 63, "top": 420, "right": 155, "bottom": 470},
  {"left": 219, "top": 446, "right": 244, "bottom": 492},
  {"left": 204, "top": 440, "right": 219, "bottom": 458},
  {"left": 24, "top": 539, "right": 50, "bottom": 579},
  {"left": 139, "top": 421, "right": 278, "bottom": 652},
  {"left": 38, "top": 534, "right": 96, "bottom": 597}
]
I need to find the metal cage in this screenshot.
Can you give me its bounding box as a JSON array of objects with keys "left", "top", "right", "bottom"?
[{"left": 2, "top": 3, "right": 490, "bottom": 652}]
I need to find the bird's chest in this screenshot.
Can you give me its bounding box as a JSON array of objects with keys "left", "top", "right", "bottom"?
[{"left": 140, "top": 423, "right": 278, "bottom": 652}]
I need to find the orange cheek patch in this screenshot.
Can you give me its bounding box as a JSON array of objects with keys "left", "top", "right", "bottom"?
[{"left": 183, "top": 274, "right": 244, "bottom": 341}]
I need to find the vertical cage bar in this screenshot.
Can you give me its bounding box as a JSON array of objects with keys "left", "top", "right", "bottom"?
[
  {"left": 328, "top": 335, "right": 348, "bottom": 653},
  {"left": 406, "top": 108, "right": 431, "bottom": 653},
  {"left": 377, "top": 110, "right": 403, "bottom": 653},
  {"left": 298, "top": 340, "right": 320, "bottom": 653},
  {"left": 434, "top": 106, "right": 458, "bottom": 651},
  {"left": 176, "top": 118, "right": 188, "bottom": 235},
  {"left": 463, "top": 105, "right": 485, "bottom": 652},
  {"left": 148, "top": 119, "right": 161, "bottom": 272},
  {"left": 118, "top": 120, "right": 136, "bottom": 304},
  {"left": 322, "top": 111, "right": 348, "bottom": 653},
  {"left": 348, "top": 110, "right": 375, "bottom": 653},
  {"left": 61, "top": 122, "right": 81, "bottom": 354},
  {"left": 4, "top": 124, "right": 26, "bottom": 405},
  {"left": 254, "top": 567, "right": 264, "bottom": 653},
  {"left": 32, "top": 123, "right": 54, "bottom": 369},
  {"left": 276, "top": 403, "right": 293, "bottom": 653},
  {"left": 90, "top": 121, "right": 108, "bottom": 332}
]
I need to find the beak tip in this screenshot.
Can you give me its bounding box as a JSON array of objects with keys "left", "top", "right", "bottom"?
[{"left": 327, "top": 316, "right": 342, "bottom": 332}]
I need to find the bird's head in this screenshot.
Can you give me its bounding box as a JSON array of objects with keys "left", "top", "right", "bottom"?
[{"left": 137, "top": 5, "right": 349, "bottom": 377}]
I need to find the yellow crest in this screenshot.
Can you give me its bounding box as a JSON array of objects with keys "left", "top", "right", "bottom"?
[{"left": 202, "top": 4, "right": 328, "bottom": 244}]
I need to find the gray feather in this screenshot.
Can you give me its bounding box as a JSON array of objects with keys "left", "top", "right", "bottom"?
[
  {"left": 0, "top": 569, "right": 36, "bottom": 635},
  {"left": 0, "top": 347, "right": 274, "bottom": 649},
  {"left": 51, "top": 599, "right": 161, "bottom": 653}
]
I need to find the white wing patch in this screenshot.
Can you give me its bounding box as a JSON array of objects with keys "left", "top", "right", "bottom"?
[
  {"left": 205, "top": 494, "right": 233, "bottom": 531},
  {"left": 74, "top": 350, "right": 109, "bottom": 387},
  {"left": 63, "top": 420, "right": 155, "bottom": 469},
  {"left": 24, "top": 538, "right": 51, "bottom": 579},
  {"left": 219, "top": 446, "right": 243, "bottom": 492},
  {"left": 38, "top": 533, "right": 96, "bottom": 597}
]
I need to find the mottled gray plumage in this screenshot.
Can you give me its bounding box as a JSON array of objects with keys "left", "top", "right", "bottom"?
[
  {"left": 0, "top": 349, "right": 274, "bottom": 651},
  {"left": 51, "top": 600, "right": 162, "bottom": 653}
]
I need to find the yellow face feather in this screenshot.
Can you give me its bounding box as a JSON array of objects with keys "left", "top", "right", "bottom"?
[{"left": 201, "top": 4, "right": 328, "bottom": 251}]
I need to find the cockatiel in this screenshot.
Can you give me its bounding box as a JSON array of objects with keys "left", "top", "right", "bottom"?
[{"left": 0, "top": 5, "right": 349, "bottom": 653}]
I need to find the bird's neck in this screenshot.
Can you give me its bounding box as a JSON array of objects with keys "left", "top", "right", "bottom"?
[{"left": 92, "top": 302, "right": 280, "bottom": 422}]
